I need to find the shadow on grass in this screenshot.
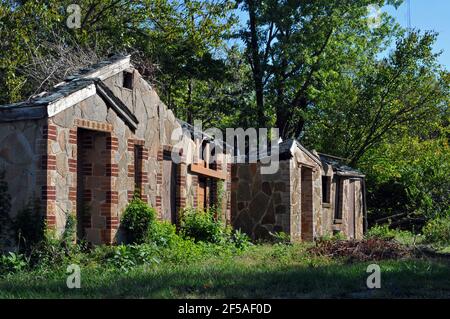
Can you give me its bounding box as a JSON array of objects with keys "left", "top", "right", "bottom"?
[{"left": 1, "top": 258, "right": 450, "bottom": 298}]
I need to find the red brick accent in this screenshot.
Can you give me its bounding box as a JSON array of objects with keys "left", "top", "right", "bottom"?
[
  {"left": 157, "top": 149, "right": 164, "bottom": 161},
  {"left": 41, "top": 155, "right": 56, "bottom": 170},
  {"left": 127, "top": 191, "right": 134, "bottom": 202},
  {"left": 128, "top": 165, "right": 135, "bottom": 177},
  {"left": 139, "top": 148, "right": 149, "bottom": 160},
  {"left": 106, "top": 216, "right": 119, "bottom": 229},
  {"left": 156, "top": 173, "right": 162, "bottom": 185},
  {"left": 43, "top": 125, "right": 57, "bottom": 141},
  {"left": 127, "top": 140, "right": 134, "bottom": 152},
  {"left": 41, "top": 186, "right": 56, "bottom": 201},
  {"left": 105, "top": 164, "right": 118, "bottom": 177},
  {"left": 140, "top": 171, "right": 148, "bottom": 184},
  {"left": 75, "top": 119, "right": 113, "bottom": 132},
  {"left": 69, "top": 187, "right": 77, "bottom": 201},
  {"left": 176, "top": 197, "right": 186, "bottom": 207},
  {"left": 106, "top": 191, "right": 118, "bottom": 204},
  {"left": 69, "top": 129, "right": 77, "bottom": 144},
  {"left": 155, "top": 196, "right": 162, "bottom": 208},
  {"left": 68, "top": 159, "right": 77, "bottom": 173},
  {"left": 46, "top": 215, "right": 56, "bottom": 228},
  {"left": 106, "top": 136, "right": 119, "bottom": 151},
  {"left": 227, "top": 163, "right": 232, "bottom": 172}
]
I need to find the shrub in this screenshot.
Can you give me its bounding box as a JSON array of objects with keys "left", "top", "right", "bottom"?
[
  {"left": 107, "top": 244, "right": 160, "bottom": 272},
  {"left": 366, "top": 224, "right": 417, "bottom": 245},
  {"left": 366, "top": 224, "right": 396, "bottom": 240},
  {"left": 422, "top": 216, "right": 450, "bottom": 246},
  {"left": 269, "top": 231, "right": 291, "bottom": 244},
  {"left": 231, "top": 229, "right": 251, "bottom": 251},
  {"left": 121, "top": 197, "right": 156, "bottom": 244},
  {"left": 62, "top": 212, "right": 76, "bottom": 245},
  {"left": 13, "top": 200, "right": 45, "bottom": 252},
  {"left": 0, "top": 252, "right": 28, "bottom": 276},
  {"left": 147, "top": 221, "right": 178, "bottom": 247},
  {"left": 179, "top": 207, "right": 230, "bottom": 244}
]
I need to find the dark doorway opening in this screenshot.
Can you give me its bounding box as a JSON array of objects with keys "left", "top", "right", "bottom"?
[
  {"left": 161, "top": 153, "right": 178, "bottom": 224},
  {"left": 76, "top": 128, "right": 111, "bottom": 244},
  {"left": 301, "top": 166, "right": 314, "bottom": 241}
]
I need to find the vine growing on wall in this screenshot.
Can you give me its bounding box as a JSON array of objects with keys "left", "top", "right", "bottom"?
[{"left": 215, "top": 180, "right": 226, "bottom": 220}]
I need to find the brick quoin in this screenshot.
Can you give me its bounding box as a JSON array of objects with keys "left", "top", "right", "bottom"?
[
  {"left": 128, "top": 165, "right": 135, "bottom": 177},
  {"left": 106, "top": 191, "right": 118, "bottom": 204},
  {"left": 41, "top": 186, "right": 56, "bottom": 201},
  {"left": 106, "top": 136, "right": 119, "bottom": 151},
  {"left": 43, "top": 125, "right": 57, "bottom": 141},
  {"left": 41, "top": 155, "right": 56, "bottom": 170},
  {"left": 69, "top": 129, "right": 77, "bottom": 144},
  {"left": 68, "top": 158, "right": 77, "bottom": 173},
  {"left": 69, "top": 187, "right": 77, "bottom": 201},
  {"left": 106, "top": 164, "right": 119, "bottom": 177}
]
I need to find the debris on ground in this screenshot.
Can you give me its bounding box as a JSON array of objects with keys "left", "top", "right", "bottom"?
[{"left": 308, "top": 238, "right": 413, "bottom": 262}]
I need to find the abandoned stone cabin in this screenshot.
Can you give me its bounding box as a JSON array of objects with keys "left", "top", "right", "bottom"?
[
  {"left": 231, "top": 139, "right": 366, "bottom": 241},
  {"left": 0, "top": 55, "right": 232, "bottom": 246},
  {"left": 0, "top": 55, "right": 365, "bottom": 248}
]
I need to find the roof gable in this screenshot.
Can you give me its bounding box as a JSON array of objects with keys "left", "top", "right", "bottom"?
[{"left": 0, "top": 55, "right": 138, "bottom": 129}]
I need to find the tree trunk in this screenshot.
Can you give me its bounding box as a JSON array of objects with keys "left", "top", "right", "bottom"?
[{"left": 247, "top": 0, "right": 265, "bottom": 128}]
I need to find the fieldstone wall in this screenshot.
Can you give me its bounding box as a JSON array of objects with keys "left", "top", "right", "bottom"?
[
  {"left": 0, "top": 118, "right": 48, "bottom": 249},
  {"left": 319, "top": 162, "right": 365, "bottom": 240},
  {"left": 231, "top": 161, "right": 291, "bottom": 240}
]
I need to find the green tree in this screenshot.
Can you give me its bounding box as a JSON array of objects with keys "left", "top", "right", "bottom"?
[{"left": 237, "top": 0, "right": 403, "bottom": 136}]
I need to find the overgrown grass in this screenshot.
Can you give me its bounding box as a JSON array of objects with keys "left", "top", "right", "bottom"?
[{"left": 1, "top": 244, "right": 449, "bottom": 299}]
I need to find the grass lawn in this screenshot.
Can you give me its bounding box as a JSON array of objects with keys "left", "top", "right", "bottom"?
[{"left": 1, "top": 244, "right": 449, "bottom": 299}]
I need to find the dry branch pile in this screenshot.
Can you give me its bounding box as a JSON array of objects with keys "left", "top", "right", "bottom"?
[{"left": 308, "top": 238, "right": 413, "bottom": 262}]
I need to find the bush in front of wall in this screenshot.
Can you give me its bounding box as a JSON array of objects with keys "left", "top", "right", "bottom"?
[
  {"left": 179, "top": 207, "right": 230, "bottom": 244},
  {"left": 121, "top": 197, "right": 156, "bottom": 244}
]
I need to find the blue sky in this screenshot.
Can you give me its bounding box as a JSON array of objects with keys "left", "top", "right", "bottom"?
[
  {"left": 385, "top": 0, "right": 450, "bottom": 68},
  {"left": 234, "top": 1, "right": 449, "bottom": 69}
]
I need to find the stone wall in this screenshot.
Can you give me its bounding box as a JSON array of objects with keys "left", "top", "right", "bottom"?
[
  {"left": 231, "top": 161, "right": 291, "bottom": 240},
  {"left": 319, "top": 162, "right": 364, "bottom": 240},
  {"left": 0, "top": 118, "right": 48, "bottom": 249},
  {"left": 0, "top": 67, "right": 232, "bottom": 247}
]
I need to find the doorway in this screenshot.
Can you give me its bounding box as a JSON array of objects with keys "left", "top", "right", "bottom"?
[
  {"left": 301, "top": 166, "right": 314, "bottom": 241},
  {"left": 76, "top": 128, "right": 111, "bottom": 244},
  {"left": 197, "top": 177, "right": 207, "bottom": 211},
  {"left": 348, "top": 180, "right": 356, "bottom": 239},
  {"left": 161, "top": 154, "right": 178, "bottom": 223}
]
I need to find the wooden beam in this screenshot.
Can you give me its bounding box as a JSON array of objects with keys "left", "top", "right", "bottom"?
[
  {"left": 190, "top": 164, "right": 226, "bottom": 180},
  {"left": 81, "top": 56, "right": 131, "bottom": 81},
  {"left": 47, "top": 84, "right": 96, "bottom": 117}
]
